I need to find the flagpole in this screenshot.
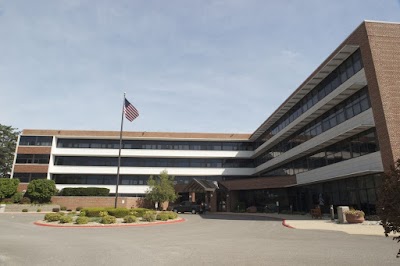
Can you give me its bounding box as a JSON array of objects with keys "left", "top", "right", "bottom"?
[{"left": 114, "top": 92, "right": 126, "bottom": 208}]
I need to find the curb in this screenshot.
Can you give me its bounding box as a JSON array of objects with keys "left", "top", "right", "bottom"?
[
  {"left": 282, "top": 219, "right": 295, "bottom": 229},
  {"left": 33, "top": 217, "right": 185, "bottom": 228}
]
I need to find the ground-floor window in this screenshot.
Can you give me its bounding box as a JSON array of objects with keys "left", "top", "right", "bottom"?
[{"left": 289, "top": 174, "right": 382, "bottom": 215}]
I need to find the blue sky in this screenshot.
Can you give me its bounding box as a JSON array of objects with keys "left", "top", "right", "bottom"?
[{"left": 1, "top": 1, "right": 400, "bottom": 133}]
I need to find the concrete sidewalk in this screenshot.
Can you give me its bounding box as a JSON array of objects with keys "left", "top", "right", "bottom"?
[{"left": 213, "top": 212, "right": 391, "bottom": 236}]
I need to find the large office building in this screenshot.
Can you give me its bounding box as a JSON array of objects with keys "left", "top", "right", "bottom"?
[{"left": 11, "top": 21, "right": 400, "bottom": 214}]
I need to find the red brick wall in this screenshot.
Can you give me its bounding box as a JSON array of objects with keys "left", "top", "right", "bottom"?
[
  {"left": 51, "top": 196, "right": 169, "bottom": 210},
  {"left": 13, "top": 164, "right": 48, "bottom": 173},
  {"left": 17, "top": 183, "right": 28, "bottom": 192},
  {"left": 364, "top": 22, "right": 400, "bottom": 170}
]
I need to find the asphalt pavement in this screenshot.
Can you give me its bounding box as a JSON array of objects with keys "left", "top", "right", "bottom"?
[{"left": 0, "top": 213, "right": 398, "bottom": 265}]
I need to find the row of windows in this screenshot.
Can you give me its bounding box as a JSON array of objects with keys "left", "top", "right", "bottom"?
[
  {"left": 19, "top": 136, "right": 53, "bottom": 146},
  {"left": 51, "top": 174, "right": 224, "bottom": 185},
  {"left": 294, "top": 174, "right": 381, "bottom": 215},
  {"left": 57, "top": 139, "right": 254, "bottom": 151},
  {"left": 12, "top": 173, "right": 47, "bottom": 183},
  {"left": 256, "top": 49, "right": 363, "bottom": 146},
  {"left": 255, "top": 87, "right": 370, "bottom": 166},
  {"left": 261, "top": 129, "right": 378, "bottom": 176},
  {"left": 54, "top": 157, "right": 255, "bottom": 168},
  {"left": 16, "top": 154, "right": 50, "bottom": 164}
]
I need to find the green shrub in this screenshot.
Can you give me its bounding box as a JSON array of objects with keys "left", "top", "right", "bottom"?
[
  {"left": 76, "top": 206, "right": 83, "bottom": 211},
  {"left": 81, "top": 207, "right": 107, "bottom": 217},
  {"left": 156, "top": 213, "right": 169, "bottom": 221},
  {"left": 52, "top": 208, "right": 60, "bottom": 212},
  {"left": 79, "top": 211, "right": 86, "bottom": 217},
  {"left": 100, "top": 215, "right": 116, "bottom": 224},
  {"left": 60, "top": 206, "right": 67, "bottom": 211},
  {"left": 166, "top": 211, "right": 178, "bottom": 219},
  {"left": 0, "top": 178, "right": 19, "bottom": 200},
  {"left": 142, "top": 211, "right": 156, "bottom": 222},
  {"left": 22, "top": 208, "right": 28, "bottom": 212},
  {"left": 19, "top": 197, "right": 31, "bottom": 204},
  {"left": 75, "top": 216, "right": 89, "bottom": 224},
  {"left": 37, "top": 209, "right": 41, "bottom": 212},
  {"left": 59, "top": 215, "right": 73, "bottom": 224},
  {"left": 99, "top": 211, "right": 108, "bottom": 217},
  {"left": 44, "top": 213, "right": 64, "bottom": 222},
  {"left": 123, "top": 215, "right": 137, "bottom": 223},
  {"left": 11, "top": 192, "right": 23, "bottom": 203},
  {"left": 130, "top": 208, "right": 151, "bottom": 217},
  {"left": 60, "top": 187, "right": 109, "bottom": 196},
  {"left": 26, "top": 179, "right": 56, "bottom": 203},
  {"left": 70, "top": 211, "right": 76, "bottom": 215},
  {"left": 88, "top": 217, "right": 102, "bottom": 223},
  {"left": 2, "top": 198, "right": 13, "bottom": 204},
  {"left": 106, "top": 208, "right": 130, "bottom": 218}
]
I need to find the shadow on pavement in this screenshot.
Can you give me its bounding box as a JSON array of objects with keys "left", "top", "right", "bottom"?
[{"left": 197, "top": 213, "right": 281, "bottom": 221}]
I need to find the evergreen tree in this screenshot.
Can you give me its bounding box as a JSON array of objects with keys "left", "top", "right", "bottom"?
[
  {"left": 377, "top": 159, "right": 400, "bottom": 258},
  {"left": 0, "top": 124, "right": 19, "bottom": 178}
]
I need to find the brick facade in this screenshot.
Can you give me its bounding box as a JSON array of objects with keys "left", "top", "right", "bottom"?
[
  {"left": 51, "top": 196, "right": 169, "bottom": 210},
  {"left": 17, "top": 146, "right": 51, "bottom": 154},
  {"left": 13, "top": 164, "right": 48, "bottom": 173}
]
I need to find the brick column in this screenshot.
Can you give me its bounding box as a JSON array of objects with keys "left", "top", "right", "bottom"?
[
  {"left": 209, "top": 191, "right": 217, "bottom": 212},
  {"left": 189, "top": 191, "right": 196, "bottom": 203},
  {"left": 228, "top": 191, "right": 239, "bottom": 212}
]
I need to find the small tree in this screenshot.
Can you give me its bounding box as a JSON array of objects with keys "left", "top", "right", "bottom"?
[
  {"left": 0, "top": 124, "right": 19, "bottom": 178},
  {"left": 26, "top": 179, "right": 57, "bottom": 203},
  {"left": 0, "top": 178, "right": 19, "bottom": 200},
  {"left": 146, "top": 170, "right": 177, "bottom": 210},
  {"left": 377, "top": 159, "right": 400, "bottom": 258}
]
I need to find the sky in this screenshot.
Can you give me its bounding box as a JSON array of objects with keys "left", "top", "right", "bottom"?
[{"left": 1, "top": 0, "right": 400, "bottom": 134}]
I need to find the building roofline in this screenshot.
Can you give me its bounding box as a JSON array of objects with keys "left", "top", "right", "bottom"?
[
  {"left": 249, "top": 21, "right": 370, "bottom": 140},
  {"left": 21, "top": 129, "right": 252, "bottom": 141}
]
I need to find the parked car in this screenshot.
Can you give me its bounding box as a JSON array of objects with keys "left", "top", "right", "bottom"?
[{"left": 171, "top": 201, "right": 206, "bottom": 214}]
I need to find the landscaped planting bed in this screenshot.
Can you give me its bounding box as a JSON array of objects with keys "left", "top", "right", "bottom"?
[{"left": 36, "top": 207, "right": 182, "bottom": 227}]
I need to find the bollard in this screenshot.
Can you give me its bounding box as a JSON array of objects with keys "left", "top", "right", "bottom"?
[{"left": 330, "top": 205, "right": 334, "bottom": 220}]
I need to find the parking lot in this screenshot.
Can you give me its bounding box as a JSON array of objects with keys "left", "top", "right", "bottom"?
[{"left": 0, "top": 213, "right": 398, "bottom": 265}]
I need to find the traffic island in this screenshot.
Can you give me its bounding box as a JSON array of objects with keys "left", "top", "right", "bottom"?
[
  {"left": 34, "top": 217, "right": 185, "bottom": 228},
  {"left": 34, "top": 208, "right": 185, "bottom": 228}
]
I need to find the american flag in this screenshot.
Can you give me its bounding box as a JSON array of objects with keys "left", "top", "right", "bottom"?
[{"left": 124, "top": 98, "right": 139, "bottom": 122}]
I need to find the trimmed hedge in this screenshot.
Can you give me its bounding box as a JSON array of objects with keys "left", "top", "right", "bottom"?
[
  {"left": 45, "top": 213, "right": 65, "bottom": 222},
  {"left": 130, "top": 208, "right": 152, "bottom": 217},
  {"left": 75, "top": 216, "right": 89, "bottom": 224},
  {"left": 59, "top": 216, "right": 73, "bottom": 224},
  {"left": 156, "top": 213, "right": 169, "bottom": 221},
  {"left": 81, "top": 207, "right": 131, "bottom": 218},
  {"left": 81, "top": 207, "right": 107, "bottom": 217},
  {"left": 123, "top": 215, "right": 137, "bottom": 223},
  {"left": 166, "top": 211, "right": 178, "bottom": 219},
  {"left": 60, "top": 187, "right": 110, "bottom": 196},
  {"left": 101, "top": 215, "right": 116, "bottom": 224},
  {"left": 142, "top": 211, "right": 156, "bottom": 222},
  {"left": 106, "top": 208, "right": 130, "bottom": 218}
]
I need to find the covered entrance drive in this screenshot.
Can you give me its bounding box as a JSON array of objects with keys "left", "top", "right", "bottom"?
[{"left": 184, "top": 179, "right": 218, "bottom": 212}]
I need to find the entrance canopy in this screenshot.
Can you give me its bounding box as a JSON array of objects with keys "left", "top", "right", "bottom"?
[{"left": 185, "top": 178, "right": 219, "bottom": 193}]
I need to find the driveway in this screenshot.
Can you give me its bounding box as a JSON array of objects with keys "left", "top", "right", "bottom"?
[{"left": 0, "top": 213, "right": 398, "bottom": 265}]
